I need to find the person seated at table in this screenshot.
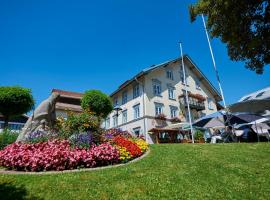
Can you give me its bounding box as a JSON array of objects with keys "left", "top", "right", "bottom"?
[
  {"left": 204, "top": 129, "right": 212, "bottom": 143},
  {"left": 211, "top": 128, "right": 222, "bottom": 143}
]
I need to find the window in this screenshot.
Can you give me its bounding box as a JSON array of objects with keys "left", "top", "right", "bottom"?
[
  {"left": 155, "top": 103, "right": 163, "bottom": 116},
  {"left": 242, "top": 96, "right": 251, "bottom": 101},
  {"left": 133, "top": 84, "right": 140, "bottom": 98},
  {"left": 180, "top": 68, "right": 188, "bottom": 85},
  {"left": 170, "top": 106, "right": 178, "bottom": 118},
  {"left": 113, "top": 115, "right": 118, "bottom": 127},
  {"left": 133, "top": 127, "right": 141, "bottom": 137},
  {"left": 133, "top": 104, "right": 140, "bottom": 119},
  {"left": 152, "top": 79, "right": 162, "bottom": 96},
  {"left": 105, "top": 117, "right": 110, "bottom": 129},
  {"left": 122, "top": 91, "right": 128, "bottom": 104},
  {"left": 195, "top": 78, "right": 201, "bottom": 90},
  {"left": 122, "top": 110, "right": 127, "bottom": 124},
  {"left": 168, "top": 87, "right": 175, "bottom": 100},
  {"left": 113, "top": 96, "right": 118, "bottom": 106},
  {"left": 256, "top": 92, "right": 265, "bottom": 98},
  {"left": 166, "top": 70, "right": 174, "bottom": 80},
  {"left": 207, "top": 98, "right": 213, "bottom": 110}
]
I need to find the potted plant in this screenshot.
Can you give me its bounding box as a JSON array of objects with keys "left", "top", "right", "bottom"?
[{"left": 194, "top": 130, "right": 205, "bottom": 143}]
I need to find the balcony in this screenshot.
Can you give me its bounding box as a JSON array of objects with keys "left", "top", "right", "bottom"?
[{"left": 179, "top": 93, "right": 206, "bottom": 111}]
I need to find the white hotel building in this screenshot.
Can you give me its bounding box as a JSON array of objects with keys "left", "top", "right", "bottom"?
[{"left": 103, "top": 55, "right": 222, "bottom": 144}]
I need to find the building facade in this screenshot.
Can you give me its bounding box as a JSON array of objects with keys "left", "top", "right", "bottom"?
[
  {"left": 0, "top": 114, "right": 28, "bottom": 132},
  {"left": 52, "top": 89, "right": 83, "bottom": 118},
  {"left": 103, "top": 55, "right": 222, "bottom": 143}
]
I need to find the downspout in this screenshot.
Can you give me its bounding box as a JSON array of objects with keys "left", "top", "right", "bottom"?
[{"left": 135, "top": 77, "right": 147, "bottom": 140}]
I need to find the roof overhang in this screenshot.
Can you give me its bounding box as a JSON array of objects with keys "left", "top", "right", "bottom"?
[{"left": 110, "top": 55, "right": 222, "bottom": 102}]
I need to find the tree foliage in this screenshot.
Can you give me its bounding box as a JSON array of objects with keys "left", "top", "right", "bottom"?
[
  {"left": 189, "top": 0, "right": 270, "bottom": 74},
  {"left": 81, "top": 90, "right": 113, "bottom": 118},
  {"left": 0, "top": 86, "right": 34, "bottom": 127}
]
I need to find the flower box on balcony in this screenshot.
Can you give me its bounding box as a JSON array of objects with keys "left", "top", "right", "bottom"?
[
  {"left": 179, "top": 92, "right": 206, "bottom": 102},
  {"left": 155, "top": 114, "right": 167, "bottom": 120},
  {"left": 170, "top": 117, "right": 181, "bottom": 123}
]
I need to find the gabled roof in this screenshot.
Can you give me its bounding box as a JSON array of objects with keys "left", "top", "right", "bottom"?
[
  {"left": 110, "top": 55, "right": 222, "bottom": 101},
  {"left": 51, "top": 89, "right": 83, "bottom": 99}
]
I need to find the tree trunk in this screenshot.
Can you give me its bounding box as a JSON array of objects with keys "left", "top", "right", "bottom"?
[{"left": 3, "top": 116, "right": 9, "bottom": 129}]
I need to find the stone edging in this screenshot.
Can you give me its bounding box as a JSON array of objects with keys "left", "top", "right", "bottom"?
[{"left": 0, "top": 149, "right": 151, "bottom": 175}]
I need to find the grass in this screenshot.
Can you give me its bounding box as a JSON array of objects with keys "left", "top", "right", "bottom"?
[{"left": 1, "top": 143, "right": 270, "bottom": 200}]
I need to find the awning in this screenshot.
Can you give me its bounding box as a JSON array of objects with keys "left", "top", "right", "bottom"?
[{"left": 228, "top": 99, "right": 270, "bottom": 116}]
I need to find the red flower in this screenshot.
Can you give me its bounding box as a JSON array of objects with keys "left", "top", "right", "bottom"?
[{"left": 113, "top": 136, "right": 142, "bottom": 157}]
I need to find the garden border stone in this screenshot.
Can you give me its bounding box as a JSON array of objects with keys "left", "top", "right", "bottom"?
[{"left": 0, "top": 148, "right": 150, "bottom": 175}]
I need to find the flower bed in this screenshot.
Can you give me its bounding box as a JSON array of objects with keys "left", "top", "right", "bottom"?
[{"left": 0, "top": 130, "right": 149, "bottom": 172}]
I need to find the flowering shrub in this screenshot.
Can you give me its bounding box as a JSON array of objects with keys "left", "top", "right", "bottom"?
[
  {"left": 115, "top": 145, "right": 131, "bottom": 162},
  {"left": 113, "top": 136, "right": 142, "bottom": 158},
  {"left": 69, "top": 132, "right": 93, "bottom": 148},
  {"left": 55, "top": 112, "right": 99, "bottom": 140},
  {"left": 101, "top": 128, "right": 132, "bottom": 142},
  {"left": 132, "top": 138, "right": 148, "bottom": 153},
  {"left": 25, "top": 130, "right": 59, "bottom": 143},
  {"left": 0, "top": 140, "right": 120, "bottom": 172},
  {"left": 91, "top": 143, "right": 119, "bottom": 166}
]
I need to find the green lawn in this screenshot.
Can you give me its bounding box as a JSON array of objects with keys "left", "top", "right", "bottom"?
[{"left": 1, "top": 143, "right": 270, "bottom": 200}]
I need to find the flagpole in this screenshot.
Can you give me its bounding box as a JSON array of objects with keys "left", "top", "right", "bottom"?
[
  {"left": 179, "top": 42, "right": 194, "bottom": 143},
  {"left": 201, "top": 14, "right": 227, "bottom": 109}
]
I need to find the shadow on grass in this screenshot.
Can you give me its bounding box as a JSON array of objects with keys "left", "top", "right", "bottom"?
[{"left": 0, "top": 183, "right": 43, "bottom": 200}]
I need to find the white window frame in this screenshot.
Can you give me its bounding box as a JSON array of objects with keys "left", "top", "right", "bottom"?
[
  {"left": 133, "top": 84, "right": 140, "bottom": 98},
  {"left": 122, "top": 91, "right": 128, "bottom": 104},
  {"left": 133, "top": 104, "right": 140, "bottom": 119},
  {"left": 155, "top": 103, "right": 163, "bottom": 116},
  {"left": 152, "top": 79, "right": 162, "bottom": 96},
  {"left": 133, "top": 127, "right": 141, "bottom": 137},
  {"left": 122, "top": 110, "right": 127, "bottom": 124},
  {"left": 170, "top": 106, "right": 178, "bottom": 118},
  {"left": 113, "top": 115, "right": 118, "bottom": 127},
  {"left": 168, "top": 87, "right": 175, "bottom": 100},
  {"left": 105, "top": 117, "right": 110, "bottom": 129},
  {"left": 166, "top": 70, "right": 174, "bottom": 80}
]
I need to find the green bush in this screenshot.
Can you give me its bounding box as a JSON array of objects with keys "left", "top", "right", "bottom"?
[
  {"left": 55, "top": 111, "right": 100, "bottom": 139},
  {"left": 0, "top": 129, "right": 19, "bottom": 149},
  {"left": 81, "top": 90, "right": 113, "bottom": 118},
  {"left": 0, "top": 86, "right": 34, "bottom": 128},
  {"left": 194, "top": 129, "right": 204, "bottom": 140}
]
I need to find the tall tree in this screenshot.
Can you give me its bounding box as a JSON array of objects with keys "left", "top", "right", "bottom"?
[
  {"left": 0, "top": 86, "right": 34, "bottom": 128},
  {"left": 189, "top": 0, "right": 269, "bottom": 74}
]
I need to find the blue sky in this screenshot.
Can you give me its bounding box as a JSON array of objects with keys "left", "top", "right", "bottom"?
[{"left": 0, "top": 0, "right": 269, "bottom": 107}]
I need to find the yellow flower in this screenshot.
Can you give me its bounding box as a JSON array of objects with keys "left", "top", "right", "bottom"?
[
  {"left": 132, "top": 139, "right": 148, "bottom": 152},
  {"left": 115, "top": 146, "right": 131, "bottom": 161}
]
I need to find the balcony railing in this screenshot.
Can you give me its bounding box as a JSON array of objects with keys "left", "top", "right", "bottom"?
[{"left": 179, "top": 97, "right": 205, "bottom": 111}]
